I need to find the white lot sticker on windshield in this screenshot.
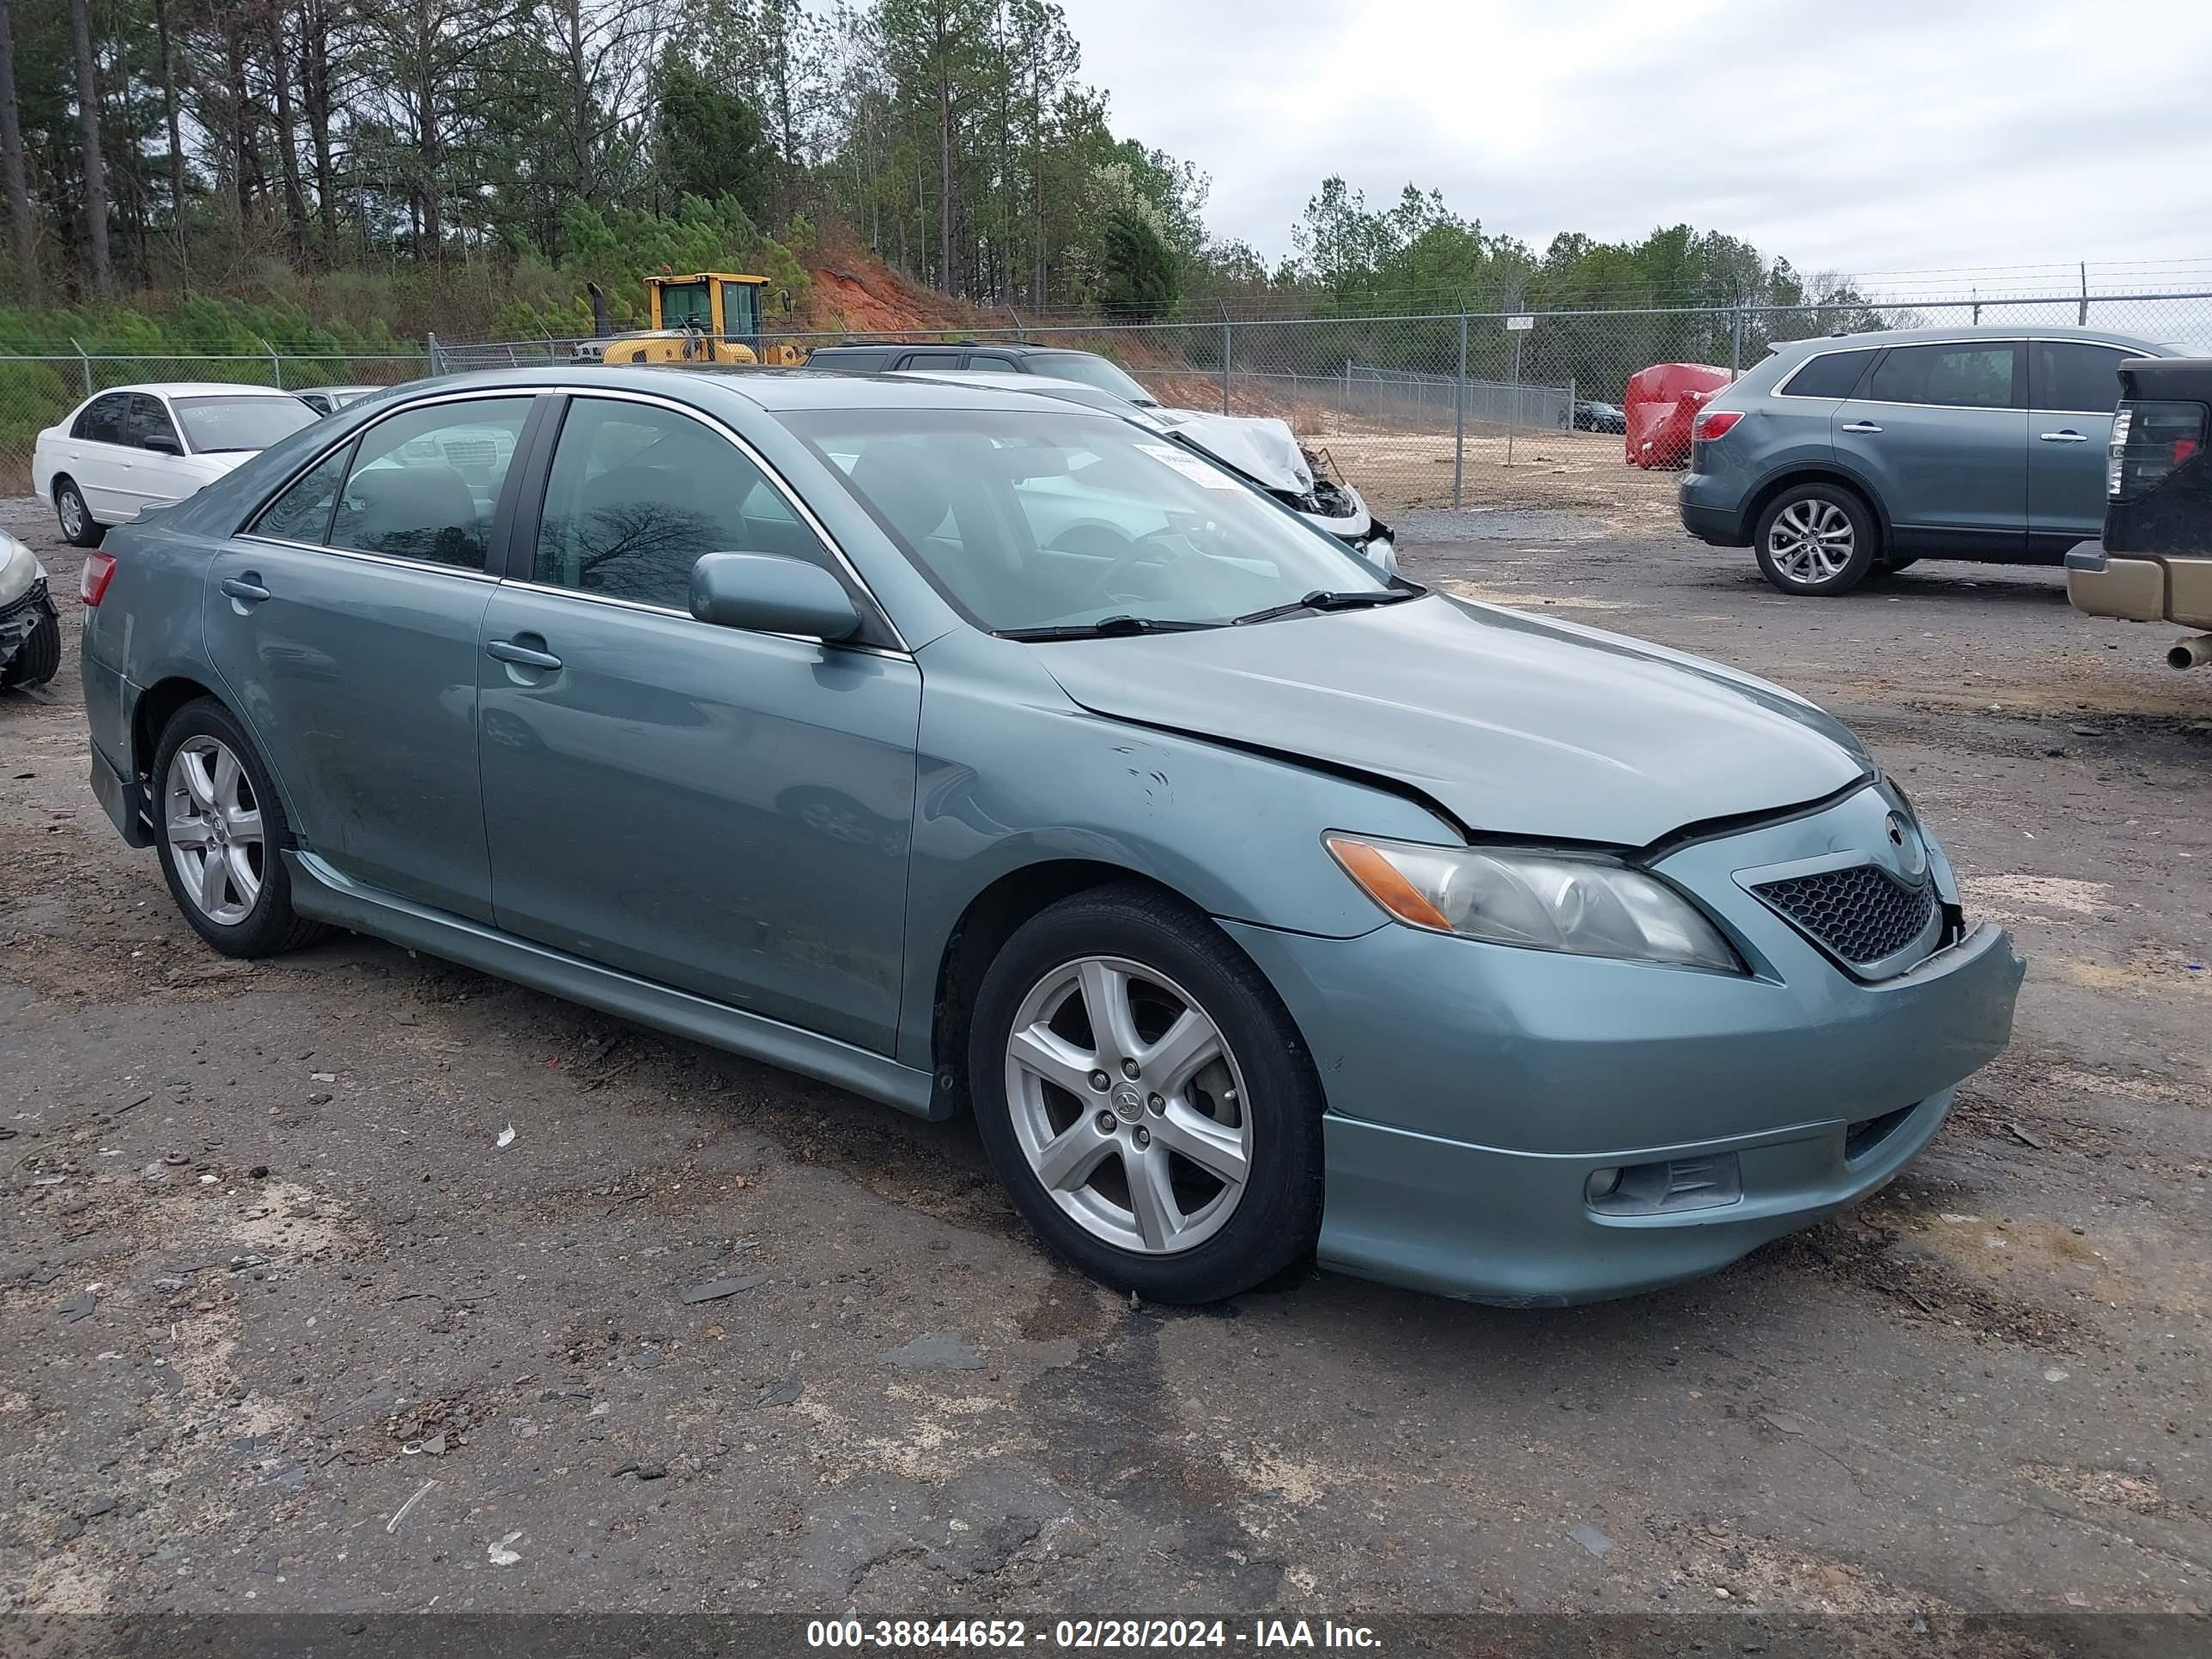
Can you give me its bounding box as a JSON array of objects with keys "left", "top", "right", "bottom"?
[{"left": 1135, "top": 442, "right": 1241, "bottom": 489}]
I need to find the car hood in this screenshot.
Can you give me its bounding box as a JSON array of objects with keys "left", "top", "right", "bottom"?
[
  {"left": 1031, "top": 593, "right": 1872, "bottom": 845},
  {"left": 1150, "top": 409, "right": 1315, "bottom": 495}
]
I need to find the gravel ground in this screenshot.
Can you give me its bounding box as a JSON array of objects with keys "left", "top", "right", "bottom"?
[{"left": 3, "top": 492, "right": 2209, "bottom": 1638}]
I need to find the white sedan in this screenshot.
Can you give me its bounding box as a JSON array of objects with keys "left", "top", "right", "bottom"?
[{"left": 32, "top": 382, "right": 319, "bottom": 547}]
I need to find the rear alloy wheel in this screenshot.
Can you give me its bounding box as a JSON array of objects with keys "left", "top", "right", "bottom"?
[
  {"left": 969, "top": 884, "right": 1324, "bottom": 1303},
  {"left": 1754, "top": 484, "right": 1876, "bottom": 596},
  {"left": 54, "top": 479, "right": 105, "bottom": 549},
  {"left": 151, "top": 698, "right": 328, "bottom": 957}
]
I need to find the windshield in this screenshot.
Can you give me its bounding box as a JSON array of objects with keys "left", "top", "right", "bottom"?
[
  {"left": 175, "top": 395, "right": 317, "bottom": 453},
  {"left": 1029, "top": 353, "right": 1158, "bottom": 407},
  {"left": 783, "top": 407, "right": 1394, "bottom": 633}
]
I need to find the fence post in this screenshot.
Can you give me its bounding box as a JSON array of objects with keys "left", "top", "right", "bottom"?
[
  {"left": 1218, "top": 307, "right": 1231, "bottom": 416},
  {"left": 264, "top": 339, "right": 283, "bottom": 388},
  {"left": 426, "top": 332, "right": 441, "bottom": 375},
  {"left": 71, "top": 337, "right": 92, "bottom": 398},
  {"left": 2078, "top": 261, "right": 2089, "bottom": 325},
  {"left": 1453, "top": 311, "right": 1468, "bottom": 511},
  {"left": 1729, "top": 306, "right": 1744, "bottom": 378}
]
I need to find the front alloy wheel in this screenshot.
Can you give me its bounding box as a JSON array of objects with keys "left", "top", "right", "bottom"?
[
  {"left": 969, "top": 883, "right": 1325, "bottom": 1304},
  {"left": 1004, "top": 955, "right": 1253, "bottom": 1255}
]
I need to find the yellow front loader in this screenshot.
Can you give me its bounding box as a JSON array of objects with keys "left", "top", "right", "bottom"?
[{"left": 583, "top": 273, "right": 806, "bottom": 367}]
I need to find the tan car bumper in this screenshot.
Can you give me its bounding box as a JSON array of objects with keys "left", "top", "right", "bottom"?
[{"left": 2065, "top": 543, "right": 2212, "bottom": 630}]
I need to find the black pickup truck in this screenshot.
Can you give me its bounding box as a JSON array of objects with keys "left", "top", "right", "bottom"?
[{"left": 2065, "top": 356, "right": 2212, "bottom": 669}]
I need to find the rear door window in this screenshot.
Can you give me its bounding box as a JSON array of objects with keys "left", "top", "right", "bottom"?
[
  {"left": 330, "top": 398, "right": 534, "bottom": 571},
  {"left": 819, "top": 349, "right": 890, "bottom": 372},
  {"left": 968, "top": 354, "right": 1022, "bottom": 371},
  {"left": 1778, "top": 349, "right": 1876, "bottom": 398},
  {"left": 2030, "top": 342, "right": 2133, "bottom": 413},
  {"left": 73, "top": 392, "right": 130, "bottom": 444},
  {"left": 252, "top": 446, "right": 352, "bottom": 543},
  {"left": 1865, "top": 343, "right": 2021, "bottom": 409},
  {"left": 898, "top": 349, "right": 967, "bottom": 368}
]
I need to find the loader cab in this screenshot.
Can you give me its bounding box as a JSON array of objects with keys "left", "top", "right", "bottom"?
[{"left": 646, "top": 273, "right": 767, "bottom": 348}]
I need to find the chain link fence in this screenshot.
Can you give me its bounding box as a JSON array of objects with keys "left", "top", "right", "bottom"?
[
  {"left": 8, "top": 289, "right": 2209, "bottom": 514},
  {"left": 430, "top": 289, "right": 2212, "bottom": 522}
]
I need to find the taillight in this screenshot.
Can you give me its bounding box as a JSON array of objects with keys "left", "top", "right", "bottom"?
[
  {"left": 1693, "top": 410, "right": 1743, "bottom": 442},
  {"left": 2108, "top": 399, "right": 2209, "bottom": 501},
  {"left": 81, "top": 550, "right": 117, "bottom": 606}
]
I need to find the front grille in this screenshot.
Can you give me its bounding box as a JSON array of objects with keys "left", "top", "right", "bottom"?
[
  {"left": 1753, "top": 863, "right": 1936, "bottom": 969},
  {"left": 0, "top": 574, "right": 48, "bottom": 621}
]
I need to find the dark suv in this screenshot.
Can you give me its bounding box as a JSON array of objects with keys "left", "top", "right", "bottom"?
[
  {"left": 1679, "top": 326, "right": 2186, "bottom": 595},
  {"left": 803, "top": 341, "right": 1162, "bottom": 406}
]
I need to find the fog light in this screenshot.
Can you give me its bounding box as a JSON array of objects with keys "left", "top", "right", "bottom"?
[{"left": 1585, "top": 1168, "right": 1621, "bottom": 1201}]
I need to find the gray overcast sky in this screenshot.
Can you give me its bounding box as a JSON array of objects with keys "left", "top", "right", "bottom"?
[{"left": 1056, "top": 0, "right": 2212, "bottom": 291}]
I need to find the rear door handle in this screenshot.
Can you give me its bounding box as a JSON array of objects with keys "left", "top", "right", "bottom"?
[
  {"left": 486, "top": 638, "right": 562, "bottom": 671},
  {"left": 219, "top": 576, "right": 271, "bottom": 604},
  {"left": 1841, "top": 422, "right": 1883, "bottom": 434},
  {"left": 2039, "top": 430, "right": 2090, "bottom": 443}
]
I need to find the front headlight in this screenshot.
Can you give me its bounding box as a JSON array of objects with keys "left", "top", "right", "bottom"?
[
  {"left": 0, "top": 532, "right": 36, "bottom": 605},
  {"left": 1325, "top": 834, "right": 1743, "bottom": 972},
  {"left": 1361, "top": 535, "right": 1398, "bottom": 574}
]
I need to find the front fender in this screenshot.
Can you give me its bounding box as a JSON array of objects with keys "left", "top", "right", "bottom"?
[{"left": 896, "top": 631, "right": 1454, "bottom": 1069}]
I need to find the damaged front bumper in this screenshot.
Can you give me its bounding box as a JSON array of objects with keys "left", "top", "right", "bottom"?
[
  {"left": 0, "top": 571, "right": 57, "bottom": 677},
  {"left": 1281, "top": 477, "right": 1397, "bottom": 574}
]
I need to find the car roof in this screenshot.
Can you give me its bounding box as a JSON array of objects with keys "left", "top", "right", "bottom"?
[
  {"left": 1768, "top": 324, "right": 2179, "bottom": 358},
  {"left": 358, "top": 363, "right": 1124, "bottom": 417},
  {"left": 811, "top": 340, "right": 1097, "bottom": 359},
  {"left": 893, "top": 368, "right": 1130, "bottom": 405},
  {"left": 92, "top": 381, "right": 305, "bottom": 400}
]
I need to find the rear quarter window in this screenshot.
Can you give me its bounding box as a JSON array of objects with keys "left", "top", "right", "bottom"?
[{"left": 1778, "top": 349, "right": 1877, "bottom": 399}]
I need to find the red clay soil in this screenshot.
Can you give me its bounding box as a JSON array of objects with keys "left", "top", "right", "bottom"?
[{"left": 798, "top": 251, "right": 977, "bottom": 336}]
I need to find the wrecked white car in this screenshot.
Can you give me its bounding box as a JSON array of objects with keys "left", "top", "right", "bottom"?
[
  {"left": 891, "top": 369, "right": 1398, "bottom": 574},
  {"left": 0, "top": 530, "right": 61, "bottom": 690}
]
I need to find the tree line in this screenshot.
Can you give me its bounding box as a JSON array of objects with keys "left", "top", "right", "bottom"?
[{"left": 0, "top": 0, "right": 1867, "bottom": 348}]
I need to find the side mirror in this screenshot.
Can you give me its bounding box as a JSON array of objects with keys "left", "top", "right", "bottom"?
[
  {"left": 143, "top": 431, "right": 181, "bottom": 454},
  {"left": 690, "top": 552, "right": 861, "bottom": 641}
]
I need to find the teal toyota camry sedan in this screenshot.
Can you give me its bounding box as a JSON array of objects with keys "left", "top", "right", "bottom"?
[{"left": 78, "top": 367, "right": 2025, "bottom": 1306}]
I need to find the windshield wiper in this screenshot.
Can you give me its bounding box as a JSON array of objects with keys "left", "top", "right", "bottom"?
[
  {"left": 996, "top": 615, "right": 1216, "bottom": 642},
  {"left": 1229, "top": 589, "right": 1415, "bottom": 626}
]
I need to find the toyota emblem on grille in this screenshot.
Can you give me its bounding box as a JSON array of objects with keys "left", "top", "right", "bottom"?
[{"left": 1884, "top": 811, "right": 1929, "bottom": 878}]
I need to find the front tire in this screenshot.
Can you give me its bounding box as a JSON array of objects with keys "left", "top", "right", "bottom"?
[
  {"left": 54, "top": 478, "right": 105, "bottom": 549},
  {"left": 969, "top": 883, "right": 1325, "bottom": 1304},
  {"left": 1753, "top": 483, "right": 1877, "bottom": 596},
  {"left": 2, "top": 605, "right": 60, "bottom": 688},
  {"left": 151, "top": 698, "right": 328, "bottom": 957}
]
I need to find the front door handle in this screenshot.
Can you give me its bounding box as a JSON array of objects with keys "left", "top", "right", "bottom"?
[
  {"left": 219, "top": 575, "right": 271, "bottom": 605},
  {"left": 1841, "top": 422, "right": 1883, "bottom": 434},
  {"left": 2039, "top": 429, "right": 2090, "bottom": 443},
  {"left": 487, "top": 638, "right": 562, "bottom": 671}
]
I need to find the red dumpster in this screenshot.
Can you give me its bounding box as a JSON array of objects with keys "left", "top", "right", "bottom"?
[{"left": 1624, "top": 362, "right": 1732, "bottom": 469}]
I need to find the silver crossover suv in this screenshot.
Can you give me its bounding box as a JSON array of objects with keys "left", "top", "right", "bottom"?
[
  {"left": 1680, "top": 326, "right": 2185, "bottom": 595},
  {"left": 82, "top": 368, "right": 2022, "bottom": 1307}
]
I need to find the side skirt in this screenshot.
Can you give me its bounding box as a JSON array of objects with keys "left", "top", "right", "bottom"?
[{"left": 285, "top": 850, "right": 945, "bottom": 1121}]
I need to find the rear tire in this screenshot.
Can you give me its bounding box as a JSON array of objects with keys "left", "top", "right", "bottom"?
[
  {"left": 54, "top": 478, "right": 105, "bottom": 549},
  {"left": 968, "top": 882, "right": 1324, "bottom": 1304},
  {"left": 151, "top": 698, "right": 329, "bottom": 958},
  {"left": 2, "top": 606, "right": 60, "bottom": 688},
  {"left": 1753, "top": 483, "right": 1877, "bottom": 596}
]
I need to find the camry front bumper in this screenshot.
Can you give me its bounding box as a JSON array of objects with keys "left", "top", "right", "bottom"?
[{"left": 1223, "top": 786, "right": 2026, "bottom": 1304}]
